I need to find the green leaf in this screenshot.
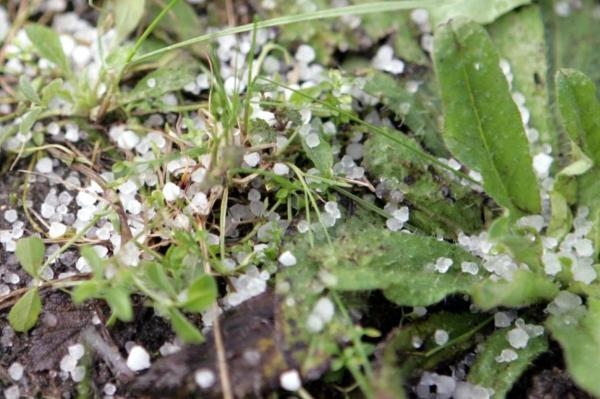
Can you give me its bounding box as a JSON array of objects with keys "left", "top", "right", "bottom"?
[
  {"left": 105, "top": 287, "right": 133, "bottom": 321},
  {"left": 25, "top": 24, "right": 71, "bottom": 76},
  {"left": 112, "top": 0, "right": 146, "bottom": 43},
  {"left": 433, "top": 18, "right": 540, "bottom": 215},
  {"left": 180, "top": 274, "right": 217, "bottom": 313},
  {"left": 40, "top": 78, "right": 69, "bottom": 107},
  {"left": 146, "top": 262, "right": 176, "bottom": 297},
  {"left": 123, "top": 64, "right": 199, "bottom": 103},
  {"left": 9, "top": 288, "right": 42, "bottom": 332},
  {"left": 468, "top": 328, "right": 548, "bottom": 398},
  {"left": 547, "top": 191, "right": 573, "bottom": 239},
  {"left": 489, "top": 5, "right": 556, "bottom": 152},
  {"left": 18, "top": 76, "right": 40, "bottom": 104},
  {"left": 315, "top": 223, "right": 482, "bottom": 307},
  {"left": 556, "top": 69, "right": 600, "bottom": 165},
  {"left": 429, "top": 0, "right": 531, "bottom": 26},
  {"left": 20, "top": 108, "right": 42, "bottom": 136},
  {"left": 471, "top": 269, "right": 559, "bottom": 310},
  {"left": 71, "top": 281, "right": 102, "bottom": 303},
  {"left": 168, "top": 308, "right": 204, "bottom": 343},
  {"left": 300, "top": 129, "right": 333, "bottom": 176},
  {"left": 547, "top": 298, "right": 600, "bottom": 397},
  {"left": 16, "top": 236, "right": 45, "bottom": 278},
  {"left": 80, "top": 246, "right": 104, "bottom": 276}
]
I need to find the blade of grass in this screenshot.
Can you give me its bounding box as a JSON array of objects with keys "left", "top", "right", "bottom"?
[{"left": 129, "top": 0, "right": 441, "bottom": 65}]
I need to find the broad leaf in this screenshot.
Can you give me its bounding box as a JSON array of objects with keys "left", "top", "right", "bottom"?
[
  {"left": 112, "top": 0, "right": 146, "bottom": 43},
  {"left": 9, "top": 288, "right": 42, "bottom": 332},
  {"left": 180, "top": 274, "right": 217, "bottom": 313},
  {"left": 105, "top": 287, "right": 133, "bottom": 321},
  {"left": 468, "top": 328, "right": 548, "bottom": 398},
  {"left": 314, "top": 224, "right": 483, "bottom": 307},
  {"left": 25, "top": 24, "right": 71, "bottom": 76},
  {"left": 168, "top": 308, "right": 204, "bottom": 344},
  {"left": 433, "top": 19, "right": 540, "bottom": 215},
  {"left": 471, "top": 269, "right": 559, "bottom": 310},
  {"left": 18, "top": 76, "right": 40, "bottom": 104},
  {"left": 429, "top": 0, "right": 531, "bottom": 26},
  {"left": 123, "top": 64, "right": 198, "bottom": 103},
  {"left": 20, "top": 108, "right": 42, "bottom": 136},
  {"left": 547, "top": 298, "right": 600, "bottom": 397},
  {"left": 16, "top": 236, "right": 45, "bottom": 278},
  {"left": 556, "top": 69, "right": 600, "bottom": 165}
]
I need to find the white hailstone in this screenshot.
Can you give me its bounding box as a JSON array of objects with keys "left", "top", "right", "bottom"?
[
  {"left": 575, "top": 238, "right": 594, "bottom": 257},
  {"left": 248, "top": 189, "right": 261, "bottom": 202},
  {"left": 191, "top": 167, "right": 207, "bottom": 183},
  {"left": 541, "top": 252, "right": 561, "bottom": 276},
  {"left": 553, "top": 291, "right": 583, "bottom": 311},
  {"left": 434, "top": 329, "right": 449, "bottom": 346},
  {"left": 414, "top": 306, "right": 427, "bottom": 317},
  {"left": 392, "top": 206, "right": 410, "bottom": 223},
  {"left": 507, "top": 327, "right": 529, "bottom": 349},
  {"left": 243, "top": 152, "right": 261, "bottom": 167},
  {"left": 159, "top": 342, "right": 181, "bottom": 356},
  {"left": 68, "top": 343, "right": 85, "bottom": 361},
  {"left": 4, "top": 209, "right": 17, "bottom": 223},
  {"left": 72, "top": 45, "right": 91, "bottom": 66},
  {"left": 3, "top": 386, "right": 19, "bottom": 399},
  {"left": 295, "top": 44, "right": 316, "bottom": 64},
  {"left": 103, "top": 383, "right": 117, "bottom": 395},
  {"left": 297, "top": 220, "right": 310, "bottom": 233},
  {"left": 126, "top": 345, "right": 151, "bottom": 371},
  {"left": 118, "top": 241, "right": 140, "bottom": 267},
  {"left": 273, "top": 163, "right": 289, "bottom": 176},
  {"left": 325, "top": 201, "right": 341, "bottom": 219},
  {"left": 191, "top": 192, "right": 210, "bottom": 215},
  {"left": 47, "top": 122, "right": 60, "bottom": 135},
  {"left": 71, "top": 366, "right": 86, "bottom": 382},
  {"left": 554, "top": 1, "right": 571, "bottom": 16},
  {"left": 36, "top": 157, "right": 54, "bottom": 174},
  {"left": 517, "top": 215, "right": 545, "bottom": 232},
  {"left": 305, "top": 133, "right": 320, "bottom": 148},
  {"left": 77, "top": 206, "right": 95, "bottom": 222},
  {"left": 461, "top": 261, "right": 479, "bottom": 275},
  {"left": 147, "top": 78, "right": 156, "bottom": 88},
  {"left": 533, "top": 153, "right": 553, "bottom": 177},
  {"left": 279, "top": 369, "right": 302, "bottom": 391},
  {"left": 410, "top": 8, "right": 430, "bottom": 25},
  {"left": 495, "top": 349, "right": 518, "bottom": 363},
  {"left": 76, "top": 190, "right": 96, "bottom": 207},
  {"left": 117, "top": 130, "right": 140, "bottom": 150},
  {"left": 8, "top": 362, "right": 23, "bottom": 381},
  {"left": 494, "top": 312, "right": 513, "bottom": 328},
  {"left": 162, "top": 182, "right": 181, "bottom": 202},
  {"left": 572, "top": 263, "right": 597, "bottom": 284},
  {"left": 64, "top": 124, "right": 80, "bottom": 142},
  {"left": 454, "top": 382, "right": 492, "bottom": 399},
  {"left": 313, "top": 297, "right": 335, "bottom": 323},
  {"left": 434, "top": 257, "right": 453, "bottom": 273},
  {"left": 60, "top": 354, "right": 77, "bottom": 372},
  {"left": 125, "top": 198, "right": 142, "bottom": 215},
  {"left": 386, "top": 218, "right": 404, "bottom": 232},
  {"left": 278, "top": 251, "right": 297, "bottom": 267},
  {"left": 194, "top": 368, "right": 216, "bottom": 389},
  {"left": 49, "top": 222, "right": 67, "bottom": 239}
]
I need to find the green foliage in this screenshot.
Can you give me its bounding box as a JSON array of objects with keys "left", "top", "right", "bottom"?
[
  {"left": 547, "top": 298, "right": 600, "bottom": 397},
  {"left": 433, "top": 18, "right": 540, "bottom": 216},
  {"left": 25, "top": 24, "right": 72, "bottom": 76},
  {"left": 429, "top": 0, "right": 531, "bottom": 25},
  {"left": 16, "top": 236, "right": 45, "bottom": 279},
  {"left": 468, "top": 327, "right": 548, "bottom": 398},
  {"left": 112, "top": 0, "right": 147, "bottom": 43},
  {"left": 9, "top": 288, "right": 42, "bottom": 332}
]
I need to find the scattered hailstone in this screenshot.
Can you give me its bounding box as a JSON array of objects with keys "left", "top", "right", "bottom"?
[
  {"left": 507, "top": 327, "right": 529, "bottom": 349},
  {"left": 434, "top": 257, "right": 453, "bottom": 273},
  {"left": 279, "top": 369, "right": 302, "bottom": 391},
  {"left": 195, "top": 368, "right": 216, "bottom": 389},
  {"left": 305, "top": 133, "right": 320, "bottom": 148},
  {"left": 3, "top": 386, "right": 19, "bottom": 399},
  {"left": 495, "top": 348, "right": 518, "bottom": 363},
  {"left": 8, "top": 362, "right": 23, "bottom": 381},
  {"left": 295, "top": 44, "right": 316, "bottom": 64},
  {"left": 533, "top": 153, "right": 553, "bottom": 177},
  {"left": 103, "top": 383, "right": 117, "bottom": 395},
  {"left": 49, "top": 222, "right": 67, "bottom": 239},
  {"left": 494, "top": 312, "right": 513, "bottom": 328},
  {"left": 147, "top": 78, "right": 156, "bottom": 88},
  {"left": 517, "top": 215, "right": 545, "bottom": 232},
  {"left": 243, "top": 152, "right": 260, "bottom": 167},
  {"left": 461, "top": 261, "right": 479, "bottom": 275},
  {"left": 542, "top": 252, "right": 562, "bottom": 276},
  {"left": 278, "top": 251, "right": 297, "bottom": 267},
  {"left": 434, "top": 329, "right": 449, "bottom": 346},
  {"left": 117, "top": 130, "right": 140, "bottom": 150},
  {"left": 118, "top": 241, "right": 140, "bottom": 267},
  {"left": 60, "top": 354, "right": 77, "bottom": 372},
  {"left": 191, "top": 192, "right": 210, "bottom": 215},
  {"left": 273, "top": 162, "right": 289, "bottom": 176},
  {"left": 4, "top": 209, "right": 17, "bottom": 223},
  {"left": 127, "top": 345, "right": 151, "bottom": 371},
  {"left": 36, "top": 157, "right": 54, "bottom": 174},
  {"left": 68, "top": 343, "right": 85, "bottom": 361},
  {"left": 162, "top": 182, "right": 181, "bottom": 202}
]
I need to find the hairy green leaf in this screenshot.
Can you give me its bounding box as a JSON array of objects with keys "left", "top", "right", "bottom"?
[
  {"left": 123, "top": 64, "right": 198, "bottom": 103},
  {"left": 18, "top": 76, "right": 40, "bottom": 104},
  {"left": 471, "top": 269, "right": 559, "bottom": 310},
  {"left": 9, "top": 288, "right": 42, "bottom": 332},
  {"left": 105, "top": 287, "right": 133, "bottom": 321},
  {"left": 433, "top": 19, "right": 540, "bottom": 215},
  {"left": 25, "top": 24, "right": 71, "bottom": 76},
  {"left": 112, "top": 0, "right": 146, "bottom": 43},
  {"left": 547, "top": 298, "right": 600, "bottom": 397},
  {"left": 16, "top": 236, "right": 45, "bottom": 278},
  {"left": 468, "top": 328, "right": 548, "bottom": 398},
  {"left": 556, "top": 69, "right": 600, "bottom": 165},
  {"left": 429, "top": 0, "right": 531, "bottom": 26},
  {"left": 180, "top": 274, "right": 217, "bottom": 313}
]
